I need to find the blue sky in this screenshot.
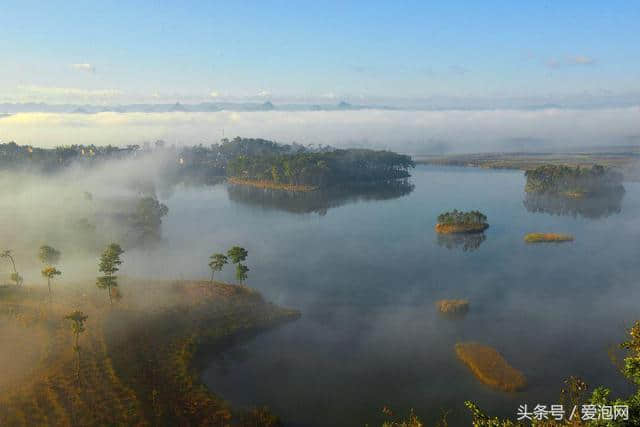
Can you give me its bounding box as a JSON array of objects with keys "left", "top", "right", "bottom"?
[{"left": 1, "top": 0, "right": 639, "bottom": 104}]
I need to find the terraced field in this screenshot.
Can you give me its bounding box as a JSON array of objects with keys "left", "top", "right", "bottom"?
[{"left": 0, "top": 280, "right": 299, "bottom": 426}]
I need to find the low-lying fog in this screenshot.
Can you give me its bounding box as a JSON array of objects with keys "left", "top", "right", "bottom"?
[{"left": 1, "top": 107, "right": 640, "bottom": 154}]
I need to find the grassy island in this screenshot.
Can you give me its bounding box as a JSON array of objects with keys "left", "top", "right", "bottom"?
[
  {"left": 435, "top": 210, "right": 488, "bottom": 234},
  {"left": 525, "top": 164, "right": 624, "bottom": 196},
  {"left": 524, "top": 232, "right": 574, "bottom": 243},
  {"left": 436, "top": 299, "right": 469, "bottom": 315},
  {"left": 455, "top": 342, "right": 526, "bottom": 392},
  {"left": 0, "top": 279, "right": 299, "bottom": 426}
]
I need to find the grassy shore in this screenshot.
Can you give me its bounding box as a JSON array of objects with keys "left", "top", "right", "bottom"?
[
  {"left": 227, "top": 177, "right": 317, "bottom": 192},
  {"left": 524, "top": 233, "right": 574, "bottom": 243},
  {"left": 0, "top": 279, "right": 299, "bottom": 426},
  {"left": 435, "top": 223, "right": 489, "bottom": 234}
]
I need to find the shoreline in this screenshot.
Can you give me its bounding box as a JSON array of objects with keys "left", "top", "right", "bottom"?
[
  {"left": 435, "top": 223, "right": 489, "bottom": 234},
  {"left": 0, "top": 279, "right": 300, "bottom": 425},
  {"left": 227, "top": 177, "right": 317, "bottom": 192}
]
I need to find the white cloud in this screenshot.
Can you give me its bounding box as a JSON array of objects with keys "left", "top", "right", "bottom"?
[
  {"left": 257, "top": 89, "right": 271, "bottom": 97},
  {"left": 71, "top": 63, "right": 96, "bottom": 73},
  {"left": 210, "top": 90, "right": 220, "bottom": 98},
  {"left": 1, "top": 108, "right": 639, "bottom": 153},
  {"left": 17, "top": 85, "right": 122, "bottom": 98}
]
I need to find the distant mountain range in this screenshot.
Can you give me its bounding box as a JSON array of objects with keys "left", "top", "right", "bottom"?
[{"left": 0, "top": 101, "right": 373, "bottom": 114}]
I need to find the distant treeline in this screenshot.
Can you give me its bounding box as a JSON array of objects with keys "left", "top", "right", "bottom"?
[
  {"left": 0, "top": 137, "right": 414, "bottom": 187},
  {"left": 524, "top": 164, "right": 624, "bottom": 195}
]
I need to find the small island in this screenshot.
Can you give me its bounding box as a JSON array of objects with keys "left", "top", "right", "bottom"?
[
  {"left": 524, "top": 232, "right": 574, "bottom": 243},
  {"left": 455, "top": 342, "right": 527, "bottom": 392},
  {"left": 437, "top": 299, "right": 470, "bottom": 315},
  {"left": 524, "top": 164, "right": 624, "bottom": 197},
  {"left": 435, "top": 210, "right": 489, "bottom": 234}
]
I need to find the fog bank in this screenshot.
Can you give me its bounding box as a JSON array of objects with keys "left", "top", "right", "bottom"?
[{"left": 1, "top": 108, "right": 640, "bottom": 154}]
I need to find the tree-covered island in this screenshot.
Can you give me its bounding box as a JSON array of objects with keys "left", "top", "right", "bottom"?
[
  {"left": 435, "top": 209, "right": 489, "bottom": 233},
  {"left": 0, "top": 137, "right": 415, "bottom": 191},
  {"left": 524, "top": 164, "right": 624, "bottom": 198}
]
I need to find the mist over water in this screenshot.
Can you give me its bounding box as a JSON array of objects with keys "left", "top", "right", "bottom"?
[
  {"left": 2, "top": 160, "right": 639, "bottom": 425},
  {"left": 2, "top": 108, "right": 640, "bottom": 153},
  {"left": 171, "top": 166, "right": 640, "bottom": 426}
]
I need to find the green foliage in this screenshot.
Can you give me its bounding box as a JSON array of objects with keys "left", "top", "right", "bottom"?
[
  {"left": 99, "top": 243, "right": 125, "bottom": 276},
  {"left": 64, "top": 310, "right": 88, "bottom": 340},
  {"left": 208, "top": 253, "right": 228, "bottom": 281},
  {"left": 437, "top": 209, "right": 487, "bottom": 226},
  {"left": 227, "top": 148, "right": 415, "bottom": 187},
  {"left": 38, "top": 245, "right": 61, "bottom": 265},
  {"left": 41, "top": 266, "right": 62, "bottom": 298},
  {"left": 236, "top": 264, "right": 249, "bottom": 284},
  {"left": 524, "top": 164, "right": 624, "bottom": 195},
  {"left": 132, "top": 197, "right": 169, "bottom": 243},
  {"left": 227, "top": 246, "right": 248, "bottom": 264},
  {"left": 97, "top": 243, "right": 124, "bottom": 303}
]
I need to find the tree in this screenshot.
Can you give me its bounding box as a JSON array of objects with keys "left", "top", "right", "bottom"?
[
  {"left": 42, "top": 266, "right": 61, "bottom": 298},
  {"left": 227, "top": 246, "right": 248, "bottom": 264},
  {"left": 38, "top": 245, "right": 61, "bottom": 266},
  {"left": 64, "top": 310, "right": 88, "bottom": 380},
  {"left": 208, "top": 253, "right": 228, "bottom": 282},
  {"left": 1, "top": 249, "right": 22, "bottom": 286},
  {"left": 236, "top": 264, "right": 249, "bottom": 284},
  {"left": 97, "top": 243, "right": 124, "bottom": 304}
]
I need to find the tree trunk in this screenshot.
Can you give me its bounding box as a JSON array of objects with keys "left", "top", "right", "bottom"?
[
  {"left": 108, "top": 284, "right": 113, "bottom": 304},
  {"left": 48, "top": 277, "right": 51, "bottom": 299}
]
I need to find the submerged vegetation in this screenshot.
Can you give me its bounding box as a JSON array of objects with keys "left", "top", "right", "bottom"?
[
  {"left": 435, "top": 210, "right": 489, "bottom": 233},
  {"left": 455, "top": 342, "right": 527, "bottom": 392},
  {"left": 524, "top": 233, "right": 574, "bottom": 243},
  {"left": 524, "top": 164, "right": 624, "bottom": 196}
]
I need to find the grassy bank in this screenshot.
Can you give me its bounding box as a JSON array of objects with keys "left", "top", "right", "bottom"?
[
  {"left": 435, "top": 223, "right": 489, "bottom": 234},
  {"left": 0, "top": 279, "right": 299, "bottom": 426},
  {"left": 227, "top": 177, "right": 317, "bottom": 192}
]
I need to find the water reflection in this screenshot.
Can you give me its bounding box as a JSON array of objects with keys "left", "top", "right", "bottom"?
[
  {"left": 523, "top": 188, "right": 624, "bottom": 219},
  {"left": 436, "top": 232, "right": 486, "bottom": 252},
  {"left": 226, "top": 179, "right": 415, "bottom": 214}
]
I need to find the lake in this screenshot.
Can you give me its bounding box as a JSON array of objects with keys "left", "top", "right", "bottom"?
[{"left": 142, "top": 165, "right": 640, "bottom": 426}]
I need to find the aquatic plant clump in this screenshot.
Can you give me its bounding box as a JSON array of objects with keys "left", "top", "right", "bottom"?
[
  {"left": 436, "top": 299, "right": 470, "bottom": 315},
  {"left": 524, "top": 233, "right": 574, "bottom": 243},
  {"left": 435, "top": 209, "right": 488, "bottom": 233},
  {"left": 455, "top": 342, "right": 526, "bottom": 392}
]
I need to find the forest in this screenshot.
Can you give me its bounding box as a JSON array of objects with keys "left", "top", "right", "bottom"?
[
  {"left": 437, "top": 209, "right": 488, "bottom": 226},
  {"left": 524, "top": 164, "right": 624, "bottom": 195},
  {"left": 0, "top": 137, "right": 414, "bottom": 188}
]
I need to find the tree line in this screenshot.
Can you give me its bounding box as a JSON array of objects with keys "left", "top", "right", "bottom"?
[
  {"left": 437, "top": 209, "right": 488, "bottom": 226},
  {"left": 524, "top": 164, "right": 624, "bottom": 195}
]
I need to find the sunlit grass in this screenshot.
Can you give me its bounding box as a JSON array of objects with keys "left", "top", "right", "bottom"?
[
  {"left": 436, "top": 299, "right": 469, "bottom": 315},
  {"left": 524, "top": 232, "right": 574, "bottom": 243},
  {"left": 455, "top": 342, "right": 526, "bottom": 392}
]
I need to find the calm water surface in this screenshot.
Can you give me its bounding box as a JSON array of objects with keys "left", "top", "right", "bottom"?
[{"left": 146, "top": 166, "right": 640, "bottom": 426}]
